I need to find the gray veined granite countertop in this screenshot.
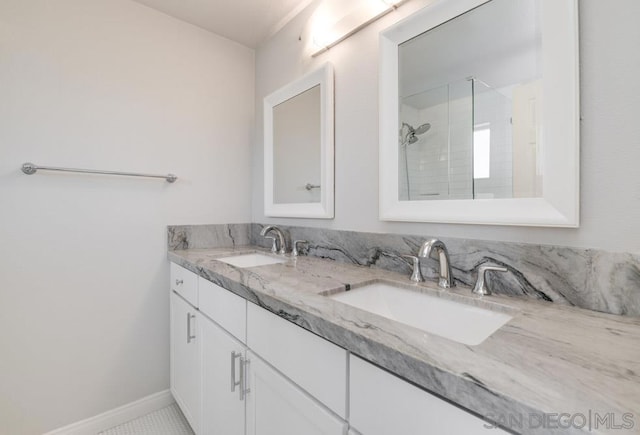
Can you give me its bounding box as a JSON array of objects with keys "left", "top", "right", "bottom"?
[{"left": 168, "top": 247, "right": 640, "bottom": 435}]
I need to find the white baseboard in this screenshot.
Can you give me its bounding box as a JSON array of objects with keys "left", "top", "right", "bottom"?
[{"left": 43, "top": 390, "right": 175, "bottom": 435}]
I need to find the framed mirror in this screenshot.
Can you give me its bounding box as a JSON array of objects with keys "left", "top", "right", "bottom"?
[
  {"left": 264, "top": 63, "right": 334, "bottom": 218},
  {"left": 379, "top": 0, "right": 579, "bottom": 226}
]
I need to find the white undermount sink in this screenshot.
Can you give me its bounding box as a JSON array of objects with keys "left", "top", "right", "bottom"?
[
  {"left": 217, "top": 253, "right": 287, "bottom": 268},
  {"left": 329, "top": 282, "right": 512, "bottom": 345}
]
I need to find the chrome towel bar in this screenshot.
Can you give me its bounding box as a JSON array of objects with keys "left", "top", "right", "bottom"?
[
  {"left": 21, "top": 162, "right": 177, "bottom": 183},
  {"left": 305, "top": 183, "right": 321, "bottom": 191}
]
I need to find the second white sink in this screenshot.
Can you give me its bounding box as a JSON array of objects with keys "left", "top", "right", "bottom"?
[
  {"left": 218, "top": 253, "right": 287, "bottom": 268},
  {"left": 329, "top": 282, "right": 512, "bottom": 345}
]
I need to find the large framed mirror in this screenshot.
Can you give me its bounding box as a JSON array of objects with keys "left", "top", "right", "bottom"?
[
  {"left": 379, "top": 0, "right": 579, "bottom": 226},
  {"left": 264, "top": 63, "right": 334, "bottom": 218}
]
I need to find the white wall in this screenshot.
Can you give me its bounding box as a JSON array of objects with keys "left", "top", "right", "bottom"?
[
  {"left": 253, "top": 0, "right": 640, "bottom": 254},
  {"left": 0, "top": 1, "right": 253, "bottom": 433}
]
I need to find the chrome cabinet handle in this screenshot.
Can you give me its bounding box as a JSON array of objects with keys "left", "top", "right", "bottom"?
[
  {"left": 239, "top": 357, "right": 250, "bottom": 401},
  {"left": 175, "top": 279, "right": 183, "bottom": 286},
  {"left": 230, "top": 351, "right": 241, "bottom": 392},
  {"left": 186, "top": 313, "right": 196, "bottom": 343}
]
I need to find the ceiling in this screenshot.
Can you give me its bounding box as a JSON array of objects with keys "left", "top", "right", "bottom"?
[
  {"left": 400, "top": 0, "right": 541, "bottom": 103},
  {"left": 131, "top": 0, "right": 314, "bottom": 48}
]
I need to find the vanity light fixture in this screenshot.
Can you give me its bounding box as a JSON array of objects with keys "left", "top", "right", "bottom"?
[{"left": 311, "top": 0, "right": 408, "bottom": 57}]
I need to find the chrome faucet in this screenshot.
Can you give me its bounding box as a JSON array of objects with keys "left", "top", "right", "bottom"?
[
  {"left": 418, "top": 238, "right": 454, "bottom": 289},
  {"left": 259, "top": 225, "right": 287, "bottom": 255}
]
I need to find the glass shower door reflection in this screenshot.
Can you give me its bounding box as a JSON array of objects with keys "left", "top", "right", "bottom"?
[{"left": 399, "top": 79, "right": 473, "bottom": 201}]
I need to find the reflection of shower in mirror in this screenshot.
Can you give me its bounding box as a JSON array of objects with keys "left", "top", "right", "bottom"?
[
  {"left": 400, "top": 122, "right": 431, "bottom": 146},
  {"left": 400, "top": 121, "right": 431, "bottom": 201}
]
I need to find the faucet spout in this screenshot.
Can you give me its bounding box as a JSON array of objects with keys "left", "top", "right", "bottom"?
[
  {"left": 418, "top": 238, "right": 454, "bottom": 289},
  {"left": 260, "top": 225, "right": 287, "bottom": 255}
]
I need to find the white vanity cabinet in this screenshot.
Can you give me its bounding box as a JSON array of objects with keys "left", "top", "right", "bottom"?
[
  {"left": 170, "top": 263, "right": 345, "bottom": 435},
  {"left": 349, "top": 355, "right": 507, "bottom": 435},
  {"left": 246, "top": 302, "right": 347, "bottom": 418},
  {"left": 170, "top": 291, "right": 201, "bottom": 434},
  {"left": 170, "top": 261, "right": 499, "bottom": 435},
  {"left": 245, "top": 351, "right": 346, "bottom": 435},
  {"left": 200, "top": 314, "right": 246, "bottom": 435},
  {"left": 198, "top": 277, "right": 248, "bottom": 435},
  {"left": 170, "top": 269, "right": 249, "bottom": 435},
  {"left": 245, "top": 301, "right": 348, "bottom": 435}
]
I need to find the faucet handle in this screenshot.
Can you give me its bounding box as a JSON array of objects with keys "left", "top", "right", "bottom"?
[
  {"left": 292, "top": 240, "right": 308, "bottom": 257},
  {"left": 472, "top": 265, "right": 508, "bottom": 296},
  {"left": 401, "top": 255, "right": 423, "bottom": 283},
  {"left": 264, "top": 235, "right": 278, "bottom": 253}
]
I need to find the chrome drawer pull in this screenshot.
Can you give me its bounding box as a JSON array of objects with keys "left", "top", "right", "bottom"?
[
  {"left": 186, "top": 313, "right": 196, "bottom": 343},
  {"left": 231, "top": 351, "right": 241, "bottom": 392},
  {"left": 239, "top": 357, "right": 250, "bottom": 401}
]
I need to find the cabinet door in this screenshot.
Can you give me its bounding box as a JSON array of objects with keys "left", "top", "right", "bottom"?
[
  {"left": 170, "top": 292, "right": 201, "bottom": 433},
  {"left": 201, "top": 315, "right": 246, "bottom": 435},
  {"left": 350, "top": 355, "right": 507, "bottom": 435},
  {"left": 245, "top": 351, "right": 346, "bottom": 435}
]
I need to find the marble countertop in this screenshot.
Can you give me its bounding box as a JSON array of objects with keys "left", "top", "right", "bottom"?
[{"left": 168, "top": 247, "right": 640, "bottom": 435}]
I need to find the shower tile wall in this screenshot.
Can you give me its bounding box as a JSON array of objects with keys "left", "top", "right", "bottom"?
[
  {"left": 400, "top": 80, "right": 474, "bottom": 201},
  {"left": 400, "top": 82, "right": 474, "bottom": 201},
  {"left": 400, "top": 80, "right": 516, "bottom": 201},
  {"left": 400, "top": 95, "right": 451, "bottom": 200}
]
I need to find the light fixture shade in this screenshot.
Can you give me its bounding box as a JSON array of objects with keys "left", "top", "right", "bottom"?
[{"left": 309, "top": 0, "right": 407, "bottom": 56}]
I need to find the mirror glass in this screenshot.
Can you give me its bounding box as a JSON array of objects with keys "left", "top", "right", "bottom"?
[
  {"left": 264, "top": 64, "right": 334, "bottom": 218},
  {"left": 379, "top": 0, "right": 579, "bottom": 226},
  {"left": 273, "top": 85, "right": 321, "bottom": 204},
  {"left": 398, "top": 0, "right": 542, "bottom": 201}
]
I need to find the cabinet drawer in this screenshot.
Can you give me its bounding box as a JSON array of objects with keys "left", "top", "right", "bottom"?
[
  {"left": 350, "top": 355, "right": 508, "bottom": 435},
  {"left": 247, "top": 302, "right": 347, "bottom": 418},
  {"left": 199, "top": 277, "right": 246, "bottom": 343},
  {"left": 170, "top": 263, "right": 198, "bottom": 307}
]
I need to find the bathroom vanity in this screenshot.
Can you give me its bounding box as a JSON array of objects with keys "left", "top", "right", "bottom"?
[
  {"left": 169, "top": 257, "right": 510, "bottom": 435},
  {"left": 168, "top": 242, "right": 640, "bottom": 435}
]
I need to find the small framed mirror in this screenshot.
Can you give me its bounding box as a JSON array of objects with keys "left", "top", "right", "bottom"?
[
  {"left": 264, "top": 63, "right": 334, "bottom": 218},
  {"left": 379, "top": 0, "right": 579, "bottom": 226}
]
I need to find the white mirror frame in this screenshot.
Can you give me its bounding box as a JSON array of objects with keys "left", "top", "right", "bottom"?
[
  {"left": 379, "top": 0, "right": 579, "bottom": 227},
  {"left": 264, "top": 63, "right": 334, "bottom": 219}
]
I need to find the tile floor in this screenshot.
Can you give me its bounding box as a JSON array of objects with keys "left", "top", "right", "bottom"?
[{"left": 98, "top": 403, "right": 194, "bottom": 435}]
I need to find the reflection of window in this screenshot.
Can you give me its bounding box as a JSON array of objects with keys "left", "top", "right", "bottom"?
[{"left": 473, "top": 124, "right": 490, "bottom": 179}]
